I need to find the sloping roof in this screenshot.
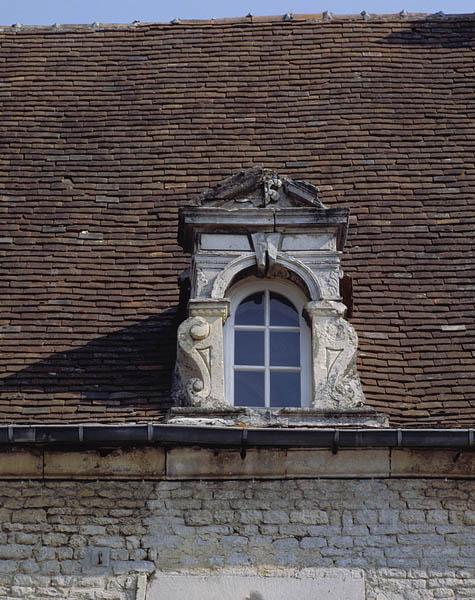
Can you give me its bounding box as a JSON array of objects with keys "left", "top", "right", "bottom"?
[{"left": 0, "top": 14, "right": 474, "bottom": 426}]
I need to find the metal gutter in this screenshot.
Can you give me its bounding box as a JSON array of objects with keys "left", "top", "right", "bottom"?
[{"left": 0, "top": 425, "right": 473, "bottom": 449}]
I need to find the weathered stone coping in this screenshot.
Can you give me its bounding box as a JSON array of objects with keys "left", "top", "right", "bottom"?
[
  {"left": 0, "top": 446, "right": 473, "bottom": 479},
  {"left": 166, "top": 407, "right": 388, "bottom": 428},
  {"left": 0, "top": 425, "right": 473, "bottom": 479}
]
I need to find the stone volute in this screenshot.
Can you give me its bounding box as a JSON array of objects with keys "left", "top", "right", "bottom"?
[{"left": 170, "top": 168, "right": 387, "bottom": 428}]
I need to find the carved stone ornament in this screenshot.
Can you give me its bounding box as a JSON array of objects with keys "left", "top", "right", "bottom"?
[
  {"left": 171, "top": 168, "right": 385, "bottom": 426},
  {"left": 305, "top": 300, "right": 365, "bottom": 409},
  {"left": 198, "top": 167, "right": 326, "bottom": 210},
  {"left": 173, "top": 300, "right": 229, "bottom": 409}
]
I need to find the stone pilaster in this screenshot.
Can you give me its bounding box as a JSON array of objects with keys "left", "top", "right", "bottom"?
[
  {"left": 174, "top": 299, "right": 229, "bottom": 409},
  {"left": 305, "top": 300, "right": 365, "bottom": 410}
]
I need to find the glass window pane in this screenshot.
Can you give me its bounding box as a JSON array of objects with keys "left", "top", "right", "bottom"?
[
  {"left": 270, "top": 331, "right": 300, "bottom": 367},
  {"left": 269, "top": 292, "right": 299, "bottom": 326},
  {"left": 235, "top": 292, "right": 264, "bottom": 325},
  {"left": 270, "top": 372, "right": 301, "bottom": 408},
  {"left": 235, "top": 371, "right": 265, "bottom": 407},
  {"left": 235, "top": 331, "right": 264, "bottom": 366}
]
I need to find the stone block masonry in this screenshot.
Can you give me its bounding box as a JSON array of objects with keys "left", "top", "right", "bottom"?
[{"left": 0, "top": 479, "right": 472, "bottom": 599}]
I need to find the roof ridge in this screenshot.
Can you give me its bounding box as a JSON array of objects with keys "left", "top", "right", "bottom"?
[{"left": 2, "top": 11, "right": 475, "bottom": 31}]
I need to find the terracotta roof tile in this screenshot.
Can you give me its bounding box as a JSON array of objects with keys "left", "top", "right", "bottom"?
[{"left": 0, "top": 15, "right": 474, "bottom": 426}]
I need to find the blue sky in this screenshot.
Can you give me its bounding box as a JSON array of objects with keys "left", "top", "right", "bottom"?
[{"left": 1, "top": 0, "right": 473, "bottom": 26}]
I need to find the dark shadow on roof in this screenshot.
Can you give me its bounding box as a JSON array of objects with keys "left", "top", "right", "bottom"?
[
  {"left": 0, "top": 309, "right": 178, "bottom": 420},
  {"left": 384, "top": 16, "right": 475, "bottom": 48}
]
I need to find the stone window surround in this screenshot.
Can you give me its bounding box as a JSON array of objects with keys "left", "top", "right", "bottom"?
[{"left": 171, "top": 169, "right": 379, "bottom": 427}]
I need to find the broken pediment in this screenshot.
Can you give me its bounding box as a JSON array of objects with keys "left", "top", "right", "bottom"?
[
  {"left": 200, "top": 167, "right": 325, "bottom": 209},
  {"left": 179, "top": 168, "right": 349, "bottom": 253}
]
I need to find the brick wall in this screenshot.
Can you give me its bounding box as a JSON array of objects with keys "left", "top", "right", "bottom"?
[{"left": 0, "top": 479, "right": 473, "bottom": 599}]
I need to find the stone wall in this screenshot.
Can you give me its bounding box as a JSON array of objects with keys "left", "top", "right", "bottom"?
[{"left": 0, "top": 479, "right": 473, "bottom": 599}]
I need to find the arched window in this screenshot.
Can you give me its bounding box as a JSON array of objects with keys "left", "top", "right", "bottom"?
[{"left": 225, "top": 279, "right": 311, "bottom": 408}]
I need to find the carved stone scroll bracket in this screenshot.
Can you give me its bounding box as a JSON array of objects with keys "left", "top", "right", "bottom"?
[
  {"left": 305, "top": 300, "right": 365, "bottom": 410},
  {"left": 173, "top": 299, "right": 230, "bottom": 409}
]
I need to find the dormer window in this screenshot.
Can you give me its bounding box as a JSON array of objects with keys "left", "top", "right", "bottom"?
[
  {"left": 172, "top": 167, "right": 368, "bottom": 426},
  {"left": 225, "top": 279, "right": 311, "bottom": 408}
]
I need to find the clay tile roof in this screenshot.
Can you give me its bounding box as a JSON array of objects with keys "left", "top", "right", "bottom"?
[{"left": 0, "top": 14, "right": 474, "bottom": 427}]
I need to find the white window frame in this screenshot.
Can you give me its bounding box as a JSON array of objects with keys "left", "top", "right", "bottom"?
[{"left": 224, "top": 277, "right": 312, "bottom": 408}]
